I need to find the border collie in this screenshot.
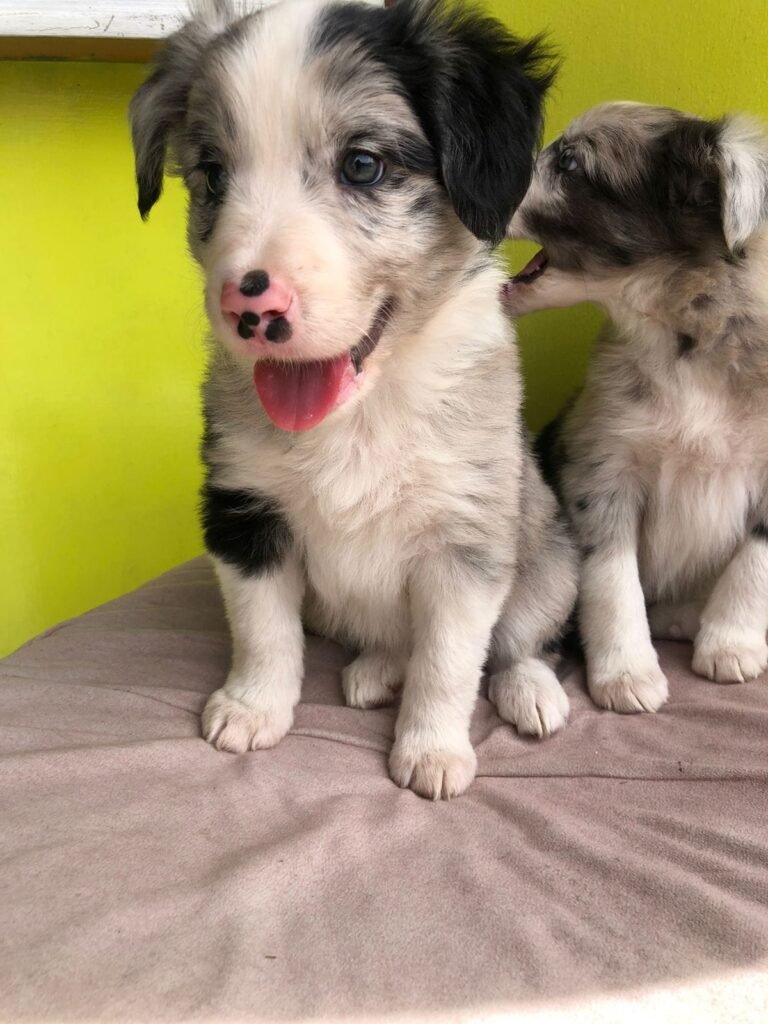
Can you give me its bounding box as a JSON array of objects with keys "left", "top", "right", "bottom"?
[
  {"left": 505, "top": 102, "right": 768, "bottom": 712},
  {"left": 130, "top": 0, "right": 577, "bottom": 798}
]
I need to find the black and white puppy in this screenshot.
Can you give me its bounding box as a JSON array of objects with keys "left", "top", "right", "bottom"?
[
  {"left": 130, "top": 0, "right": 577, "bottom": 798},
  {"left": 505, "top": 102, "right": 768, "bottom": 713}
]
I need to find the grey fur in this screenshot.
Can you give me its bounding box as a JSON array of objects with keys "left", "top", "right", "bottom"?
[{"left": 506, "top": 102, "right": 768, "bottom": 709}]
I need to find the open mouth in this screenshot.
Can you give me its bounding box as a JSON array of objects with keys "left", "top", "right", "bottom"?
[
  {"left": 253, "top": 297, "right": 396, "bottom": 433},
  {"left": 511, "top": 248, "right": 548, "bottom": 285}
]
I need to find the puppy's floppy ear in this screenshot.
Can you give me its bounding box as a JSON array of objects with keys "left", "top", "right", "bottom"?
[
  {"left": 666, "top": 115, "right": 768, "bottom": 252},
  {"left": 717, "top": 116, "right": 768, "bottom": 252},
  {"left": 665, "top": 117, "right": 721, "bottom": 213},
  {"left": 129, "top": 3, "right": 231, "bottom": 219},
  {"left": 407, "top": 1, "right": 557, "bottom": 245}
]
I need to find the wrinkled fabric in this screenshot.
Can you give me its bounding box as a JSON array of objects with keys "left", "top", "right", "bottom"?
[{"left": 1, "top": 559, "right": 767, "bottom": 1023}]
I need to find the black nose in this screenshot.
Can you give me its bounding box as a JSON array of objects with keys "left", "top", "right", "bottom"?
[{"left": 240, "top": 270, "right": 270, "bottom": 297}]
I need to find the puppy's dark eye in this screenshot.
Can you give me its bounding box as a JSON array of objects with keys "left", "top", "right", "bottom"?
[
  {"left": 203, "top": 163, "right": 228, "bottom": 199},
  {"left": 340, "top": 151, "right": 385, "bottom": 186},
  {"left": 557, "top": 148, "right": 578, "bottom": 172}
]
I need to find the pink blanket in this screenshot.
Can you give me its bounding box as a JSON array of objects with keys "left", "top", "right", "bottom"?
[{"left": 2, "top": 559, "right": 767, "bottom": 1022}]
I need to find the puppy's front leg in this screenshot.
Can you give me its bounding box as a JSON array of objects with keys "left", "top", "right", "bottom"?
[
  {"left": 200, "top": 485, "right": 304, "bottom": 752},
  {"left": 390, "top": 552, "right": 508, "bottom": 800},
  {"left": 203, "top": 555, "right": 305, "bottom": 752},
  {"left": 574, "top": 481, "right": 668, "bottom": 713},
  {"left": 693, "top": 522, "right": 768, "bottom": 683}
]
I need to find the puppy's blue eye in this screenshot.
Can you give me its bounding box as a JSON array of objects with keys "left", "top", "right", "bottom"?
[
  {"left": 557, "top": 148, "right": 578, "bottom": 172},
  {"left": 204, "top": 163, "right": 228, "bottom": 199},
  {"left": 341, "top": 151, "right": 385, "bottom": 186}
]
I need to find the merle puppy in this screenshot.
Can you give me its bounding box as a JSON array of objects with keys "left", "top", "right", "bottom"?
[
  {"left": 130, "top": 0, "right": 576, "bottom": 799},
  {"left": 505, "top": 102, "right": 768, "bottom": 713}
]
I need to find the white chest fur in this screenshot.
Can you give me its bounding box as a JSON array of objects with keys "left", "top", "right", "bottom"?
[
  {"left": 628, "top": 362, "right": 768, "bottom": 600},
  {"left": 213, "top": 339, "right": 520, "bottom": 647}
]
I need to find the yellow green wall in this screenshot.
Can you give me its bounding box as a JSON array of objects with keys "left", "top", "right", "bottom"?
[
  {"left": 2, "top": 0, "right": 768, "bottom": 655},
  {"left": 1, "top": 62, "right": 204, "bottom": 656}
]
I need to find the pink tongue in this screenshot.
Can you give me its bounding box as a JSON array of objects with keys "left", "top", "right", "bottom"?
[{"left": 253, "top": 353, "right": 350, "bottom": 432}]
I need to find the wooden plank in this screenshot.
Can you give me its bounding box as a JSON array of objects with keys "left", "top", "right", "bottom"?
[
  {"left": 0, "top": 0, "right": 382, "bottom": 48},
  {"left": 0, "top": 2, "right": 196, "bottom": 38}
]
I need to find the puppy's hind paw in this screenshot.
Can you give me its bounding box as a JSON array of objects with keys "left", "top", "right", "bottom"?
[
  {"left": 489, "top": 658, "right": 569, "bottom": 738},
  {"left": 342, "top": 650, "right": 403, "bottom": 709}
]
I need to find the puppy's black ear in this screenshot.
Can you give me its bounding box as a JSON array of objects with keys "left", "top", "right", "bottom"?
[
  {"left": 129, "top": 6, "right": 229, "bottom": 219},
  {"left": 412, "top": 2, "right": 556, "bottom": 244},
  {"left": 666, "top": 115, "right": 768, "bottom": 252},
  {"left": 666, "top": 118, "right": 722, "bottom": 217}
]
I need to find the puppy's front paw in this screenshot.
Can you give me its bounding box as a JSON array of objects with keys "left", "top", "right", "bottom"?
[
  {"left": 342, "top": 650, "right": 403, "bottom": 709},
  {"left": 693, "top": 628, "right": 768, "bottom": 684},
  {"left": 489, "top": 659, "right": 569, "bottom": 738},
  {"left": 589, "top": 661, "right": 669, "bottom": 713},
  {"left": 202, "top": 688, "right": 293, "bottom": 752},
  {"left": 389, "top": 739, "right": 477, "bottom": 800}
]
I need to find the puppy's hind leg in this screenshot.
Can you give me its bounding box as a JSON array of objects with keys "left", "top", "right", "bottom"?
[
  {"left": 489, "top": 477, "right": 578, "bottom": 739},
  {"left": 343, "top": 649, "right": 406, "bottom": 709},
  {"left": 692, "top": 524, "right": 768, "bottom": 683}
]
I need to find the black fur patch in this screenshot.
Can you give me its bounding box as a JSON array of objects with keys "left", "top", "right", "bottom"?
[
  {"left": 201, "top": 484, "right": 292, "bottom": 575},
  {"left": 314, "top": 0, "right": 556, "bottom": 244},
  {"left": 691, "top": 292, "right": 713, "bottom": 310},
  {"left": 752, "top": 521, "right": 768, "bottom": 542}
]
